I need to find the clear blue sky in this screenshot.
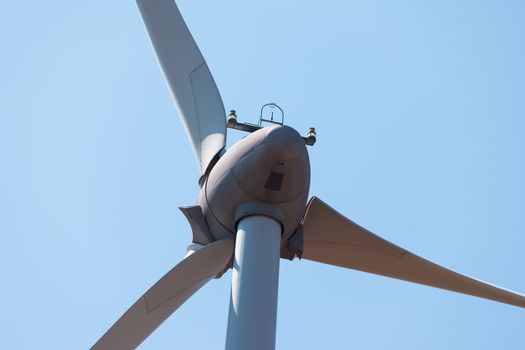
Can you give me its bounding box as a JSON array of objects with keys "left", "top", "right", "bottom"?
[{"left": 1, "top": 1, "right": 524, "bottom": 349}]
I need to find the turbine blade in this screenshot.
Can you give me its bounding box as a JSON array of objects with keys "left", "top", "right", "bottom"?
[
  {"left": 136, "top": 0, "right": 226, "bottom": 176},
  {"left": 301, "top": 197, "right": 525, "bottom": 308},
  {"left": 91, "top": 239, "right": 234, "bottom": 350}
]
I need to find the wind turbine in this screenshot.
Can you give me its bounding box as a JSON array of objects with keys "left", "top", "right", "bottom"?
[{"left": 91, "top": 0, "right": 525, "bottom": 349}]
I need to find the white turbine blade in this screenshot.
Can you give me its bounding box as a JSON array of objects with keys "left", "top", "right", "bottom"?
[
  {"left": 91, "top": 239, "right": 234, "bottom": 350},
  {"left": 302, "top": 197, "right": 525, "bottom": 308},
  {"left": 136, "top": 0, "right": 226, "bottom": 176}
]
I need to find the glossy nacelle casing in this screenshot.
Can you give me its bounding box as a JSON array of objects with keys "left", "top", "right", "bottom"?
[{"left": 198, "top": 125, "right": 311, "bottom": 244}]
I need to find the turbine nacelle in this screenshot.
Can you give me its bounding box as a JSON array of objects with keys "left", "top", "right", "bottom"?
[{"left": 200, "top": 125, "right": 311, "bottom": 244}]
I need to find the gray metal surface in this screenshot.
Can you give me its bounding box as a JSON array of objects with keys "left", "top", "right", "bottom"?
[
  {"left": 225, "top": 216, "right": 282, "bottom": 350},
  {"left": 91, "top": 239, "right": 234, "bottom": 350},
  {"left": 136, "top": 0, "right": 226, "bottom": 176},
  {"left": 200, "top": 125, "right": 310, "bottom": 243},
  {"left": 180, "top": 205, "right": 214, "bottom": 245},
  {"left": 302, "top": 197, "right": 525, "bottom": 308}
]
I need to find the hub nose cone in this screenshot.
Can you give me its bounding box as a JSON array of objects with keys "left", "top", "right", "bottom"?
[{"left": 265, "top": 126, "right": 305, "bottom": 160}]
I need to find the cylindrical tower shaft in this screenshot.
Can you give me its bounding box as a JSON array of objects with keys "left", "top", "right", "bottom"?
[{"left": 225, "top": 215, "right": 282, "bottom": 350}]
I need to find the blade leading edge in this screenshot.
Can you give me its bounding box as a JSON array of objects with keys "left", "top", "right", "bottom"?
[
  {"left": 302, "top": 197, "right": 525, "bottom": 308},
  {"left": 136, "top": 0, "right": 226, "bottom": 176},
  {"left": 91, "top": 239, "right": 234, "bottom": 350}
]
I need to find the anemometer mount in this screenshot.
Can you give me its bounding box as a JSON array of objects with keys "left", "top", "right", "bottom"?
[
  {"left": 227, "top": 104, "right": 316, "bottom": 146},
  {"left": 259, "top": 103, "right": 284, "bottom": 126}
]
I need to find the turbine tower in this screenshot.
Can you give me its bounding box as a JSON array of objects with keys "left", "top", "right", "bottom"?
[{"left": 91, "top": 0, "right": 525, "bottom": 349}]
